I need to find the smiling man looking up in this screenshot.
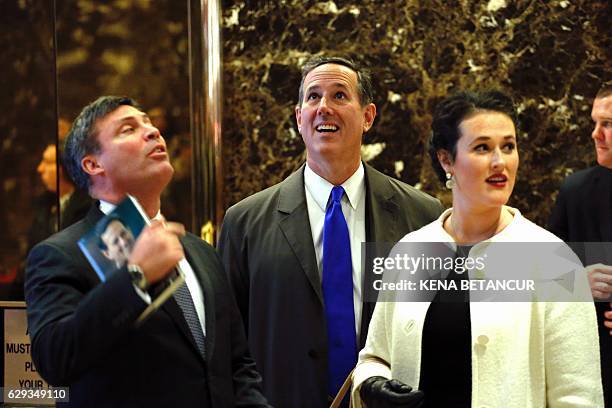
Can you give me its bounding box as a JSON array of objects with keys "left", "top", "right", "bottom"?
[
  {"left": 219, "top": 56, "right": 443, "bottom": 407},
  {"left": 25, "top": 96, "right": 269, "bottom": 408}
]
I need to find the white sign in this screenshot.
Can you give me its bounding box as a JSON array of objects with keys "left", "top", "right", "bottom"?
[{"left": 3, "top": 308, "right": 54, "bottom": 405}]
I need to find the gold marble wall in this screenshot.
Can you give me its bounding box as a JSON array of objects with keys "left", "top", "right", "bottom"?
[
  {"left": 0, "top": 1, "right": 191, "bottom": 300},
  {"left": 0, "top": 1, "right": 56, "bottom": 298},
  {"left": 221, "top": 0, "right": 611, "bottom": 226}
]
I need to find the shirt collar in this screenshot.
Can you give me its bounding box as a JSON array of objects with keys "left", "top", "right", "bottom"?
[
  {"left": 98, "top": 199, "right": 162, "bottom": 221},
  {"left": 436, "top": 206, "right": 522, "bottom": 244},
  {"left": 304, "top": 162, "right": 365, "bottom": 211}
]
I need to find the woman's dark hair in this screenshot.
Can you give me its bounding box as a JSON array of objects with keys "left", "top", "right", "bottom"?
[{"left": 428, "top": 90, "right": 518, "bottom": 183}]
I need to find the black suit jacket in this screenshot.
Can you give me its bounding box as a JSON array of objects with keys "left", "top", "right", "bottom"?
[
  {"left": 218, "top": 163, "right": 443, "bottom": 407},
  {"left": 549, "top": 165, "right": 612, "bottom": 407},
  {"left": 549, "top": 166, "right": 612, "bottom": 244},
  {"left": 25, "top": 205, "right": 269, "bottom": 408},
  {"left": 60, "top": 188, "right": 92, "bottom": 229}
]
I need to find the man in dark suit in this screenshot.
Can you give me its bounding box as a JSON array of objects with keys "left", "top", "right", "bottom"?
[
  {"left": 28, "top": 142, "right": 91, "bottom": 251},
  {"left": 25, "top": 96, "right": 269, "bottom": 407},
  {"left": 549, "top": 83, "right": 612, "bottom": 407},
  {"left": 219, "top": 56, "right": 443, "bottom": 407}
]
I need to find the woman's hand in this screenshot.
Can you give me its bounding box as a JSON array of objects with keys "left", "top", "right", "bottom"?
[{"left": 359, "top": 376, "right": 424, "bottom": 408}]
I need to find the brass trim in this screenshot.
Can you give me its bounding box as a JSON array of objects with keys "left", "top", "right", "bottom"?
[
  {"left": 200, "top": 221, "right": 215, "bottom": 245},
  {"left": 0, "top": 301, "right": 27, "bottom": 308},
  {"left": 188, "top": 0, "right": 224, "bottom": 245}
]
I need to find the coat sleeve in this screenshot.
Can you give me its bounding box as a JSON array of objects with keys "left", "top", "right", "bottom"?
[
  {"left": 350, "top": 301, "right": 393, "bottom": 408},
  {"left": 545, "top": 301, "right": 604, "bottom": 407},
  {"left": 25, "top": 241, "right": 147, "bottom": 385}
]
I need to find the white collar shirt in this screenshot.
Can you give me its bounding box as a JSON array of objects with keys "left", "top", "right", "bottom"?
[{"left": 304, "top": 162, "right": 366, "bottom": 336}]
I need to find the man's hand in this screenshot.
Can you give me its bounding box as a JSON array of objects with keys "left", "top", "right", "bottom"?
[
  {"left": 359, "top": 376, "right": 424, "bottom": 408},
  {"left": 586, "top": 263, "right": 612, "bottom": 300},
  {"left": 128, "top": 220, "right": 185, "bottom": 285}
]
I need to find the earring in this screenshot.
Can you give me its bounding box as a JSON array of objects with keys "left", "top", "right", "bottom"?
[{"left": 445, "top": 172, "right": 455, "bottom": 189}]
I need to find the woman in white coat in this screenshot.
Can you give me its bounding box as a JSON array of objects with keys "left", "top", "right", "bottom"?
[{"left": 352, "top": 91, "right": 603, "bottom": 408}]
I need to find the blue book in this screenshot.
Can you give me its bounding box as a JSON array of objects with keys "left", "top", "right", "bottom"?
[
  {"left": 78, "top": 195, "right": 185, "bottom": 325},
  {"left": 78, "top": 195, "right": 149, "bottom": 281}
]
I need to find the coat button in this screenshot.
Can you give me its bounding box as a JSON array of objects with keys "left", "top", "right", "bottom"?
[
  {"left": 404, "top": 319, "right": 415, "bottom": 333},
  {"left": 477, "top": 335, "right": 489, "bottom": 345},
  {"left": 308, "top": 349, "right": 319, "bottom": 359}
]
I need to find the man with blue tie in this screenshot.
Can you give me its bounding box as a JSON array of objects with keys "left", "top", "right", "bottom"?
[{"left": 219, "top": 56, "right": 443, "bottom": 407}]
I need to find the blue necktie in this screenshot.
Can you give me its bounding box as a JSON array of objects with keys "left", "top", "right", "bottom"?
[
  {"left": 322, "top": 186, "right": 357, "bottom": 398},
  {"left": 174, "top": 282, "right": 206, "bottom": 358}
]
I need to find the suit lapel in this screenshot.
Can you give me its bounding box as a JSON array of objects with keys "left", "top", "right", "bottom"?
[
  {"left": 359, "top": 165, "right": 401, "bottom": 346},
  {"left": 364, "top": 164, "right": 401, "bottom": 243},
  {"left": 183, "top": 238, "right": 217, "bottom": 362},
  {"left": 158, "top": 238, "right": 208, "bottom": 364},
  {"left": 277, "top": 165, "right": 323, "bottom": 302},
  {"left": 159, "top": 291, "right": 201, "bottom": 358}
]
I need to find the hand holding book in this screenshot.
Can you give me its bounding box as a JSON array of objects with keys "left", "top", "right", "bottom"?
[
  {"left": 78, "top": 195, "right": 187, "bottom": 325},
  {"left": 129, "top": 219, "right": 186, "bottom": 287}
]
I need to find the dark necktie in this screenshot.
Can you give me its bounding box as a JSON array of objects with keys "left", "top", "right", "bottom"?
[
  {"left": 174, "top": 282, "right": 206, "bottom": 358},
  {"left": 322, "top": 186, "right": 357, "bottom": 399}
]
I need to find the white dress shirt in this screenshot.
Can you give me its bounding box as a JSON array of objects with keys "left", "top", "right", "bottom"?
[
  {"left": 99, "top": 200, "right": 206, "bottom": 336},
  {"left": 304, "top": 163, "right": 366, "bottom": 336}
]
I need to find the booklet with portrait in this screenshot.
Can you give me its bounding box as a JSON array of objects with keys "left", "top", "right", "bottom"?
[{"left": 78, "top": 195, "right": 185, "bottom": 325}]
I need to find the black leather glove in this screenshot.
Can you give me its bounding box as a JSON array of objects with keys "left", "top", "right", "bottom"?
[{"left": 359, "top": 376, "right": 424, "bottom": 408}]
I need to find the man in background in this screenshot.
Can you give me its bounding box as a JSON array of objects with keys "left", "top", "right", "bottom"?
[
  {"left": 219, "top": 56, "right": 442, "bottom": 407},
  {"left": 14, "top": 120, "right": 92, "bottom": 300},
  {"left": 29, "top": 118, "right": 92, "bottom": 247},
  {"left": 549, "top": 83, "right": 612, "bottom": 407}
]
